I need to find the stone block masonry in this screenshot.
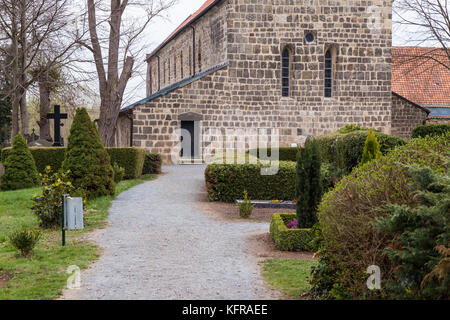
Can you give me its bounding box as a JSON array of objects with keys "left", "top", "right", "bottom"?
[{"left": 119, "top": 0, "right": 426, "bottom": 163}]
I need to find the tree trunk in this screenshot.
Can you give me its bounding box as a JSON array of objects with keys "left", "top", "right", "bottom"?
[{"left": 37, "top": 75, "right": 52, "bottom": 141}]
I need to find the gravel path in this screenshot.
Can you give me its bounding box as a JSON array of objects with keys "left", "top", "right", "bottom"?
[{"left": 63, "top": 165, "right": 278, "bottom": 300}]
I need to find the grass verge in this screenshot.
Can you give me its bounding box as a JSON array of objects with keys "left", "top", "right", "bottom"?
[
  {"left": 261, "top": 258, "right": 318, "bottom": 299},
  {"left": 0, "top": 174, "right": 156, "bottom": 300}
]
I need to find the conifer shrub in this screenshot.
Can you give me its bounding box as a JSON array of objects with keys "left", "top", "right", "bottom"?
[
  {"left": 312, "top": 133, "right": 450, "bottom": 299},
  {"left": 62, "top": 108, "right": 115, "bottom": 199},
  {"left": 112, "top": 163, "right": 125, "bottom": 183},
  {"left": 296, "top": 140, "right": 322, "bottom": 228},
  {"left": 360, "top": 129, "right": 382, "bottom": 166},
  {"left": 0, "top": 134, "right": 39, "bottom": 191},
  {"left": 376, "top": 165, "right": 450, "bottom": 300},
  {"left": 9, "top": 227, "right": 41, "bottom": 258},
  {"left": 238, "top": 190, "right": 254, "bottom": 218}
]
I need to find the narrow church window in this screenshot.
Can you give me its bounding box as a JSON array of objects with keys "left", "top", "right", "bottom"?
[
  {"left": 180, "top": 52, "right": 184, "bottom": 78},
  {"left": 189, "top": 47, "right": 192, "bottom": 75},
  {"left": 324, "top": 50, "right": 333, "bottom": 98},
  {"left": 174, "top": 56, "right": 177, "bottom": 80},
  {"left": 198, "top": 39, "right": 202, "bottom": 72},
  {"left": 281, "top": 49, "right": 290, "bottom": 97}
]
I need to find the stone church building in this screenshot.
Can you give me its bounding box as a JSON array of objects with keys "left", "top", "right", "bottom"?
[{"left": 117, "top": 0, "right": 429, "bottom": 163}]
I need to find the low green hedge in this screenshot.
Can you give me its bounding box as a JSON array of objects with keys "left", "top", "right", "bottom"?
[
  {"left": 270, "top": 213, "right": 313, "bottom": 251},
  {"left": 411, "top": 124, "right": 450, "bottom": 139},
  {"left": 1, "top": 147, "right": 150, "bottom": 179},
  {"left": 106, "top": 148, "right": 146, "bottom": 179},
  {"left": 249, "top": 147, "right": 300, "bottom": 162},
  {"left": 1, "top": 147, "right": 65, "bottom": 173},
  {"left": 311, "top": 130, "right": 405, "bottom": 175},
  {"left": 205, "top": 162, "right": 296, "bottom": 202},
  {"left": 143, "top": 153, "right": 162, "bottom": 174}
]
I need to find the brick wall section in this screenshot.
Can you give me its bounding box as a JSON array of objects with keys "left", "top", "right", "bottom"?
[
  {"left": 125, "top": 0, "right": 404, "bottom": 163},
  {"left": 391, "top": 93, "right": 428, "bottom": 139},
  {"left": 427, "top": 118, "right": 450, "bottom": 125}
]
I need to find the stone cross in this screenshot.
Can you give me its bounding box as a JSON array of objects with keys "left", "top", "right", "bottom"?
[{"left": 46, "top": 105, "right": 68, "bottom": 147}]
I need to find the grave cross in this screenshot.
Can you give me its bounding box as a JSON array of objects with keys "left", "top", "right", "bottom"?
[{"left": 47, "top": 105, "right": 68, "bottom": 147}]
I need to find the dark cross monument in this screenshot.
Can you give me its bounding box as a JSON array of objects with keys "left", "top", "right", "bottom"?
[{"left": 47, "top": 105, "right": 68, "bottom": 147}]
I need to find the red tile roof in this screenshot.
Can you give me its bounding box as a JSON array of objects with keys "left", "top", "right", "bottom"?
[
  {"left": 392, "top": 47, "right": 450, "bottom": 108},
  {"left": 147, "top": 0, "right": 216, "bottom": 60}
]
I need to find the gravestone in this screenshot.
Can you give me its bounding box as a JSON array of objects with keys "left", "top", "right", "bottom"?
[
  {"left": 28, "top": 139, "right": 54, "bottom": 147},
  {"left": 47, "top": 105, "right": 68, "bottom": 147}
]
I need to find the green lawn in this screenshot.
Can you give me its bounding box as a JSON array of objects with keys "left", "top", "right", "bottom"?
[
  {"left": 261, "top": 258, "right": 318, "bottom": 299},
  {"left": 0, "top": 174, "right": 156, "bottom": 300}
]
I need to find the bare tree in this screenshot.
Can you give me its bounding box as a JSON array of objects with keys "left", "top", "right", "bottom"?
[
  {"left": 0, "top": 0, "right": 84, "bottom": 138},
  {"left": 394, "top": 0, "right": 450, "bottom": 70},
  {"left": 81, "top": 0, "right": 177, "bottom": 147}
]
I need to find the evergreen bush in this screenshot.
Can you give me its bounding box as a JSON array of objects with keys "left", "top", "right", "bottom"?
[
  {"left": 360, "top": 129, "right": 382, "bottom": 166},
  {"left": 376, "top": 165, "right": 450, "bottom": 300},
  {"left": 142, "top": 152, "right": 162, "bottom": 174},
  {"left": 312, "top": 133, "right": 450, "bottom": 299},
  {"left": 112, "top": 163, "right": 125, "bottom": 183},
  {"left": 296, "top": 140, "right": 322, "bottom": 228},
  {"left": 9, "top": 227, "right": 41, "bottom": 258},
  {"left": 62, "top": 108, "right": 115, "bottom": 199},
  {"left": 0, "top": 134, "right": 39, "bottom": 191}
]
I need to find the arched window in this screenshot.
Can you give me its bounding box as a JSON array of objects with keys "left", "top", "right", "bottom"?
[
  {"left": 324, "top": 50, "right": 333, "bottom": 98},
  {"left": 198, "top": 39, "right": 202, "bottom": 72},
  {"left": 180, "top": 51, "right": 184, "bottom": 78},
  {"left": 281, "top": 49, "right": 290, "bottom": 97}
]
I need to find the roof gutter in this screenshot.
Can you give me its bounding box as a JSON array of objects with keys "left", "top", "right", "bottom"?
[{"left": 145, "top": 0, "right": 222, "bottom": 62}]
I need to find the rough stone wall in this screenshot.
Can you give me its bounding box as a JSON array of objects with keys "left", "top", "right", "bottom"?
[
  {"left": 391, "top": 93, "right": 428, "bottom": 139},
  {"left": 146, "top": 1, "right": 228, "bottom": 96},
  {"left": 132, "top": 0, "right": 395, "bottom": 163},
  {"left": 427, "top": 118, "right": 450, "bottom": 125},
  {"left": 133, "top": 66, "right": 230, "bottom": 164},
  {"left": 225, "top": 0, "right": 393, "bottom": 142}
]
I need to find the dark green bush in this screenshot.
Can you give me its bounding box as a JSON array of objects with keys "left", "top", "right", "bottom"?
[
  {"left": 249, "top": 147, "right": 300, "bottom": 162},
  {"left": 112, "top": 163, "right": 125, "bottom": 183},
  {"left": 312, "top": 129, "right": 405, "bottom": 175},
  {"left": 1, "top": 147, "right": 66, "bottom": 173},
  {"left": 296, "top": 140, "right": 322, "bottom": 228},
  {"left": 62, "top": 108, "right": 115, "bottom": 200},
  {"left": 143, "top": 152, "right": 162, "bottom": 174},
  {"left": 270, "top": 213, "right": 313, "bottom": 251},
  {"left": 412, "top": 124, "right": 450, "bottom": 139},
  {"left": 314, "top": 133, "right": 450, "bottom": 299},
  {"left": 376, "top": 166, "right": 450, "bottom": 300},
  {"left": 107, "top": 148, "right": 145, "bottom": 179},
  {"left": 205, "top": 162, "right": 296, "bottom": 202},
  {"left": 9, "top": 227, "right": 41, "bottom": 257},
  {"left": 334, "top": 130, "right": 405, "bottom": 176},
  {"left": 0, "top": 134, "right": 39, "bottom": 191}
]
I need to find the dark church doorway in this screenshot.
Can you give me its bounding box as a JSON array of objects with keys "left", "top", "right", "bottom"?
[{"left": 181, "top": 120, "right": 195, "bottom": 159}]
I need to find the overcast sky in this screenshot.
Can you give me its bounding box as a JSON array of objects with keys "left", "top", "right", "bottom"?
[{"left": 123, "top": 0, "right": 421, "bottom": 105}]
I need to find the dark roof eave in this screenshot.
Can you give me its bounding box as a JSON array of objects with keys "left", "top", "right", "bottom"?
[{"left": 120, "top": 61, "right": 229, "bottom": 113}]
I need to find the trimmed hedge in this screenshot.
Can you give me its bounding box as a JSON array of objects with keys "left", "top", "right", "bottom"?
[
  {"left": 412, "top": 124, "right": 450, "bottom": 139},
  {"left": 205, "top": 162, "right": 296, "bottom": 202},
  {"left": 249, "top": 147, "right": 300, "bottom": 162},
  {"left": 106, "top": 148, "right": 146, "bottom": 179},
  {"left": 312, "top": 130, "right": 405, "bottom": 175},
  {"left": 1, "top": 147, "right": 65, "bottom": 173},
  {"left": 270, "top": 213, "right": 313, "bottom": 251},
  {"left": 143, "top": 153, "right": 162, "bottom": 174},
  {"left": 0, "top": 147, "right": 150, "bottom": 179}
]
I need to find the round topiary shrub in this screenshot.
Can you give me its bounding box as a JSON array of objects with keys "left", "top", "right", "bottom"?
[
  {"left": 62, "top": 108, "right": 115, "bottom": 199},
  {"left": 315, "top": 132, "right": 450, "bottom": 298},
  {"left": 0, "top": 134, "right": 39, "bottom": 191}
]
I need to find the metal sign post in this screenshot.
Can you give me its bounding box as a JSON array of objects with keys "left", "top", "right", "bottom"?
[{"left": 61, "top": 194, "right": 69, "bottom": 247}]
